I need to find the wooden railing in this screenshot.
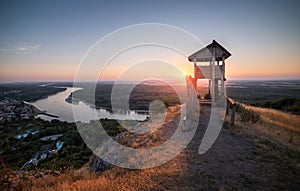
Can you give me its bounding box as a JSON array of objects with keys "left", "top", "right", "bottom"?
[
  {"left": 226, "top": 97, "right": 236, "bottom": 126},
  {"left": 194, "top": 65, "right": 223, "bottom": 79}
]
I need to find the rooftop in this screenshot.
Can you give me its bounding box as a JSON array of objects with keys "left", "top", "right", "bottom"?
[{"left": 188, "top": 40, "right": 231, "bottom": 62}]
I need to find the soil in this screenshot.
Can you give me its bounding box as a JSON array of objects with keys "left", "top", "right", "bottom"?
[{"left": 145, "top": 104, "right": 300, "bottom": 190}]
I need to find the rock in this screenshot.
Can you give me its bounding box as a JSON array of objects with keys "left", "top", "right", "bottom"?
[
  {"left": 39, "top": 172, "right": 45, "bottom": 177},
  {"left": 89, "top": 155, "right": 111, "bottom": 172},
  {"left": 53, "top": 171, "right": 61, "bottom": 176}
]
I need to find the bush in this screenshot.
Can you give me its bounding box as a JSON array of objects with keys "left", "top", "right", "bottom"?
[
  {"left": 252, "top": 98, "right": 300, "bottom": 115},
  {"left": 236, "top": 104, "right": 260, "bottom": 123}
]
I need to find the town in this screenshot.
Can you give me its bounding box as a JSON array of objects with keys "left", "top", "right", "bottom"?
[
  {"left": 0, "top": 96, "right": 67, "bottom": 171},
  {"left": 0, "top": 97, "right": 34, "bottom": 123},
  {"left": 21, "top": 141, "right": 64, "bottom": 170}
]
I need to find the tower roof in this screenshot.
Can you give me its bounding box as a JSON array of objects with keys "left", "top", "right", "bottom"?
[{"left": 188, "top": 40, "right": 231, "bottom": 62}]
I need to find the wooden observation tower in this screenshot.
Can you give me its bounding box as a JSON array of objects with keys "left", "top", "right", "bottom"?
[{"left": 187, "top": 40, "right": 231, "bottom": 102}]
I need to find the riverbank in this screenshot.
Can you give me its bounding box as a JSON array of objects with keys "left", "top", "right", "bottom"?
[
  {"left": 0, "top": 83, "right": 67, "bottom": 102},
  {"left": 30, "top": 103, "right": 59, "bottom": 119},
  {"left": 28, "top": 87, "right": 148, "bottom": 122}
]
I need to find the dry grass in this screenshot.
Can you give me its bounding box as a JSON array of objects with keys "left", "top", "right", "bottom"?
[
  {"left": 242, "top": 104, "right": 300, "bottom": 133},
  {"left": 4, "top": 104, "right": 300, "bottom": 190},
  {"left": 9, "top": 105, "right": 186, "bottom": 191},
  {"left": 8, "top": 104, "right": 300, "bottom": 190},
  {"left": 235, "top": 104, "right": 300, "bottom": 151},
  {"left": 18, "top": 153, "right": 186, "bottom": 191}
]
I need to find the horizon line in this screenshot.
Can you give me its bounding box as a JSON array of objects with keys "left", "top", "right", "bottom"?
[{"left": 1, "top": 77, "right": 300, "bottom": 84}]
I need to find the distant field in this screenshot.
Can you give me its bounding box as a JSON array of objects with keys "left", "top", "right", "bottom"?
[
  {"left": 0, "top": 82, "right": 70, "bottom": 102},
  {"left": 73, "top": 80, "right": 300, "bottom": 112},
  {"left": 1, "top": 80, "right": 299, "bottom": 112},
  {"left": 225, "top": 80, "right": 300, "bottom": 103},
  {"left": 71, "top": 82, "right": 182, "bottom": 111}
]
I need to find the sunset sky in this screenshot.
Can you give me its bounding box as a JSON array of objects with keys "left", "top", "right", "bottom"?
[{"left": 0, "top": 0, "right": 300, "bottom": 82}]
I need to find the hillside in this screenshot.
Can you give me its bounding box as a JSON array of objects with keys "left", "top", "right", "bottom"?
[{"left": 2, "top": 104, "right": 300, "bottom": 190}]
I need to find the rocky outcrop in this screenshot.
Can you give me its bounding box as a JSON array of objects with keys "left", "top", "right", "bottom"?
[
  {"left": 88, "top": 105, "right": 183, "bottom": 172},
  {"left": 89, "top": 154, "right": 111, "bottom": 172}
]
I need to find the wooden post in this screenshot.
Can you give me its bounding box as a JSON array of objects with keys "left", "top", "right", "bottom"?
[
  {"left": 211, "top": 48, "right": 216, "bottom": 103},
  {"left": 226, "top": 97, "right": 236, "bottom": 127},
  {"left": 185, "top": 75, "right": 198, "bottom": 131},
  {"left": 215, "top": 79, "right": 219, "bottom": 98},
  {"left": 193, "top": 58, "right": 197, "bottom": 79},
  {"left": 208, "top": 80, "right": 211, "bottom": 96},
  {"left": 193, "top": 58, "right": 197, "bottom": 91},
  {"left": 221, "top": 57, "right": 225, "bottom": 95},
  {"left": 226, "top": 99, "right": 230, "bottom": 115},
  {"left": 231, "top": 105, "right": 236, "bottom": 126}
]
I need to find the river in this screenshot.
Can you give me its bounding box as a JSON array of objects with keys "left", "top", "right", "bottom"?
[{"left": 29, "top": 87, "right": 148, "bottom": 123}]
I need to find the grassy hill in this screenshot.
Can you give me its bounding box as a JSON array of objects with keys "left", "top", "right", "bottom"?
[{"left": 2, "top": 104, "right": 300, "bottom": 190}]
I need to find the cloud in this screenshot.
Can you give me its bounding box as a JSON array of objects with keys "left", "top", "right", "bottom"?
[
  {"left": 0, "top": 43, "right": 40, "bottom": 54},
  {"left": 17, "top": 47, "right": 28, "bottom": 51},
  {"left": 16, "top": 44, "right": 40, "bottom": 53}
]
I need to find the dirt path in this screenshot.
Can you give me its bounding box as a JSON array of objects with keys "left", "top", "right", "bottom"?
[
  {"left": 178, "top": 106, "right": 258, "bottom": 190},
  {"left": 149, "top": 104, "right": 300, "bottom": 190}
]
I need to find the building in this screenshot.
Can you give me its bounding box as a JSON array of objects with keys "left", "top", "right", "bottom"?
[{"left": 187, "top": 40, "right": 231, "bottom": 102}]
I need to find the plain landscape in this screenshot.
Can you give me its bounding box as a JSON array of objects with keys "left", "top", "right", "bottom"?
[{"left": 0, "top": 80, "right": 299, "bottom": 190}]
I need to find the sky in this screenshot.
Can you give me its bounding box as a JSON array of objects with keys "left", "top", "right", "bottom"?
[{"left": 0, "top": 0, "right": 300, "bottom": 82}]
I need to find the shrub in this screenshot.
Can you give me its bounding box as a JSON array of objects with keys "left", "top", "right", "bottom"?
[
  {"left": 252, "top": 98, "right": 300, "bottom": 115},
  {"left": 236, "top": 104, "right": 260, "bottom": 123}
]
